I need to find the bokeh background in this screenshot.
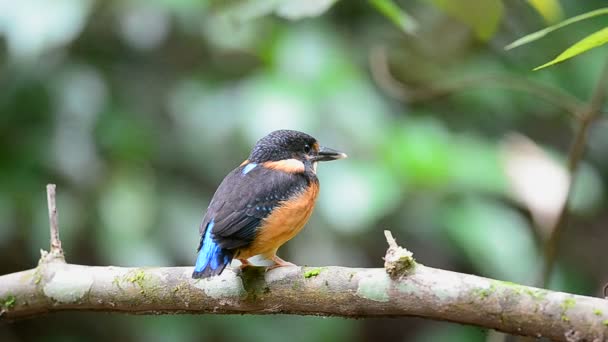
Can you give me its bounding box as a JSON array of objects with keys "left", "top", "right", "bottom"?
[{"left": 1, "top": 0, "right": 607, "bottom": 341}]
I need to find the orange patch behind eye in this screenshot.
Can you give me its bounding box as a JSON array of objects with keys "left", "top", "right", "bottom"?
[
  {"left": 263, "top": 159, "right": 305, "bottom": 173},
  {"left": 312, "top": 142, "right": 320, "bottom": 152}
]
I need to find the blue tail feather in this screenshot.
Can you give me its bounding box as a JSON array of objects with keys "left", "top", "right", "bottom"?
[{"left": 192, "top": 220, "right": 233, "bottom": 278}]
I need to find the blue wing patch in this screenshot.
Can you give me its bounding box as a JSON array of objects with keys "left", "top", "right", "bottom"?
[{"left": 192, "top": 219, "right": 233, "bottom": 278}]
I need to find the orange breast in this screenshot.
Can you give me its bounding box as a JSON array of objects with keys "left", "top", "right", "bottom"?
[{"left": 237, "top": 181, "right": 319, "bottom": 259}]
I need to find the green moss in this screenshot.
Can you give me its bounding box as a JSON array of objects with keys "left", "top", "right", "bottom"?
[
  {"left": 112, "top": 270, "right": 153, "bottom": 295},
  {"left": 2, "top": 295, "right": 16, "bottom": 309},
  {"left": 127, "top": 270, "right": 146, "bottom": 285},
  {"left": 558, "top": 297, "right": 576, "bottom": 323},
  {"left": 127, "top": 270, "right": 146, "bottom": 294},
  {"left": 385, "top": 251, "right": 416, "bottom": 278},
  {"left": 602, "top": 319, "right": 608, "bottom": 326},
  {"left": 304, "top": 268, "right": 321, "bottom": 278},
  {"left": 474, "top": 284, "right": 496, "bottom": 299},
  {"left": 33, "top": 267, "right": 42, "bottom": 285},
  {"left": 112, "top": 276, "right": 123, "bottom": 289},
  {"left": 561, "top": 297, "right": 576, "bottom": 310},
  {"left": 593, "top": 309, "right": 602, "bottom": 316},
  {"left": 495, "top": 280, "right": 524, "bottom": 294},
  {"left": 524, "top": 288, "right": 547, "bottom": 300},
  {"left": 501, "top": 281, "right": 517, "bottom": 286},
  {"left": 173, "top": 280, "right": 190, "bottom": 294}
]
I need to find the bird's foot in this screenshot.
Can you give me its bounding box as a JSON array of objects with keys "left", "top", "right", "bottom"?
[{"left": 267, "top": 255, "right": 296, "bottom": 270}]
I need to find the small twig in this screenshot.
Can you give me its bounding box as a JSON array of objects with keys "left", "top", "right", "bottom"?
[
  {"left": 369, "top": 46, "right": 584, "bottom": 118},
  {"left": 384, "top": 230, "right": 399, "bottom": 249},
  {"left": 540, "top": 60, "right": 608, "bottom": 287},
  {"left": 45, "top": 184, "right": 65, "bottom": 262}
]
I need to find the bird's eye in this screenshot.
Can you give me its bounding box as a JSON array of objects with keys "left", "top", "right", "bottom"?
[{"left": 303, "top": 144, "right": 311, "bottom": 153}]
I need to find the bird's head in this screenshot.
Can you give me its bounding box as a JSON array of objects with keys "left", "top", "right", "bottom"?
[{"left": 248, "top": 130, "right": 347, "bottom": 173}]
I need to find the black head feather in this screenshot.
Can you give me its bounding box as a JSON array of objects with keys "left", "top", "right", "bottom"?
[{"left": 248, "top": 130, "right": 318, "bottom": 163}]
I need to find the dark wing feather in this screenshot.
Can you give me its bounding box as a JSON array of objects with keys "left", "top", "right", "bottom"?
[{"left": 199, "top": 164, "right": 308, "bottom": 251}]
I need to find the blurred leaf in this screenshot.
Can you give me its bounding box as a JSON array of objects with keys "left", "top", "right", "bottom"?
[
  {"left": 326, "top": 80, "right": 393, "bottom": 149},
  {"left": 240, "top": 74, "right": 318, "bottom": 142},
  {"left": 211, "top": 0, "right": 339, "bottom": 21},
  {"left": 501, "top": 134, "right": 569, "bottom": 235},
  {"left": 441, "top": 197, "right": 538, "bottom": 283},
  {"left": 506, "top": 8, "right": 608, "bottom": 50},
  {"left": 210, "top": 0, "right": 280, "bottom": 21},
  {"left": 190, "top": 315, "right": 356, "bottom": 342},
  {"left": 97, "top": 171, "right": 169, "bottom": 266},
  {"left": 99, "top": 172, "right": 157, "bottom": 238},
  {"left": 96, "top": 110, "right": 155, "bottom": 161},
  {"left": 427, "top": 0, "right": 503, "bottom": 40},
  {"left": 276, "top": 0, "right": 339, "bottom": 20},
  {"left": 201, "top": 11, "right": 263, "bottom": 50},
  {"left": 0, "top": 195, "right": 15, "bottom": 247},
  {"left": 415, "top": 323, "right": 486, "bottom": 342},
  {"left": 116, "top": 2, "right": 171, "bottom": 51},
  {"left": 534, "top": 26, "right": 608, "bottom": 70},
  {"left": 149, "top": 0, "right": 207, "bottom": 12},
  {"left": 526, "top": 0, "right": 564, "bottom": 24},
  {"left": 0, "top": 0, "right": 94, "bottom": 58},
  {"left": 271, "top": 24, "right": 355, "bottom": 91},
  {"left": 369, "top": 0, "right": 418, "bottom": 34},
  {"left": 318, "top": 161, "right": 401, "bottom": 233},
  {"left": 386, "top": 118, "right": 451, "bottom": 187},
  {"left": 449, "top": 136, "right": 506, "bottom": 193},
  {"left": 384, "top": 119, "right": 507, "bottom": 192},
  {"left": 570, "top": 162, "right": 604, "bottom": 215},
  {"left": 159, "top": 185, "right": 208, "bottom": 263}
]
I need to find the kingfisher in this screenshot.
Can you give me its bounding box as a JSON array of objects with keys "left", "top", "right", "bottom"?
[{"left": 192, "top": 130, "right": 347, "bottom": 278}]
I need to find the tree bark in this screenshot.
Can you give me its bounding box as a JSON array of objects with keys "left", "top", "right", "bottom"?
[{"left": 1, "top": 261, "right": 607, "bottom": 341}]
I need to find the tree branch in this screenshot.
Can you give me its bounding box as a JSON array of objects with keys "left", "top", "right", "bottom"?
[
  {"left": 368, "top": 46, "right": 584, "bottom": 118},
  {"left": 541, "top": 59, "right": 608, "bottom": 286},
  {"left": 0, "top": 261, "right": 607, "bottom": 341}
]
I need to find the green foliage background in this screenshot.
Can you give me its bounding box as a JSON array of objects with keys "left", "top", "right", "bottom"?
[{"left": 1, "top": 0, "right": 607, "bottom": 341}]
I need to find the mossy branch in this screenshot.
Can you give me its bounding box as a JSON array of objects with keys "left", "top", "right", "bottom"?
[{"left": 1, "top": 261, "right": 608, "bottom": 341}]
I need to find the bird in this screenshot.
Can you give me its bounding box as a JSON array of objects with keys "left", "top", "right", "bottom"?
[{"left": 192, "top": 129, "right": 347, "bottom": 279}]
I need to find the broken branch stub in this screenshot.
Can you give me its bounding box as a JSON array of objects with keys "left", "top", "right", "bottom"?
[{"left": 383, "top": 230, "right": 416, "bottom": 278}]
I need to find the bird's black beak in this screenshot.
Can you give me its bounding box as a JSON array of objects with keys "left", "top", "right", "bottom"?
[{"left": 313, "top": 146, "right": 348, "bottom": 162}]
